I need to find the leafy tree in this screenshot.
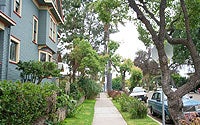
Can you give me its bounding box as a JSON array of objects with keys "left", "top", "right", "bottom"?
[
  {"left": 129, "top": 67, "right": 143, "bottom": 92},
  {"left": 119, "top": 59, "right": 134, "bottom": 91},
  {"left": 171, "top": 73, "right": 187, "bottom": 87},
  {"left": 112, "top": 57, "right": 134, "bottom": 91},
  {"left": 16, "top": 61, "right": 60, "bottom": 84},
  {"left": 68, "top": 38, "right": 104, "bottom": 81},
  {"left": 112, "top": 76, "right": 122, "bottom": 90},
  {"left": 134, "top": 50, "right": 160, "bottom": 90},
  {"left": 128, "top": 0, "right": 200, "bottom": 124},
  {"left": 89, "top": 0, "right": 129, "bottom": 92},
  {"left": 60, "top": 0, "right": 105, "bottom": 83}
]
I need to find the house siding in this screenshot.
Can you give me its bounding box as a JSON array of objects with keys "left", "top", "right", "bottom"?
[
  {"left": 0, "top": 0, "right": 62, "bottom": 81},
  {"left": 0, "top": 27, "right": 11, "bottom": 80},
  {"left": 0, "top": 0, "right": 10, "bottom": 80},
  {"left": 38, "top": 10, "right": 57, "bottom": 52},
  {"left": 7, "top": 0, "right": 40, "bottom": 80}
]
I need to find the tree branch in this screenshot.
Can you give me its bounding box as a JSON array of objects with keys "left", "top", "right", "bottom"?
[
  {"left": 180, "top": 0, "right": 200, "bottom": 74},
  {"left": 139, "top": 0, "right": 160, "bottom": 25},
  {"left": 158, "top": 0, "right": 166, "bottom": 41},
  {"left": 180, "top": 0, "right": 192, "bottom": 43},
  {"left": 128, "top": 0, "right": 158, "bottom": 42},
  {"left": 165, "top": 34, "right": 187, "bottom": 45}
]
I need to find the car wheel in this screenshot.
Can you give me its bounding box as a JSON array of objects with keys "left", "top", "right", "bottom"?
[
  {"left": 150, "top": 107, "right": 156, "bottom": 116},
  {"left": 165, "top": 112, "right": 172, "bottom": 124}
]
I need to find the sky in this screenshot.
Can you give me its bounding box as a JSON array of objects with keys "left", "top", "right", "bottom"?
[
  {"left": 110, "top": 23, "right": 190, "bottom": 77},
  {"left": 110, "top": 22, "right": 146, "bottom": 60}
]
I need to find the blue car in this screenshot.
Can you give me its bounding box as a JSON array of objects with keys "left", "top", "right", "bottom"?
[{"left": 148, "top": 89, "right": 200, "bottom": 123}]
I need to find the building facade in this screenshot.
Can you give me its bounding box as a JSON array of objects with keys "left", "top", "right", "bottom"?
[{"left": 0, "top": 0, "right": 63, "bottom": 81}]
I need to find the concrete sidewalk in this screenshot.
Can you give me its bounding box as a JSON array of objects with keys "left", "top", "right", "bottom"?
[{"left": 92, "top": 92, "right": 127, "bottom": 125}]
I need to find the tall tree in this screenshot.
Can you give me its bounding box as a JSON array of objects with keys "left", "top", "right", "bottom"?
[
  {"left": 60, "top": 0, "right": 105, "bottom": 82},
  {"left": 68, "top": 38, "right": 104, "bottom": 81},
  {"left": 128, "top": 0, "right": 200, "bottom": 124},
  {"left": 129, "top": 66, "right": 143, "bottom": 93},
  {"left": 90, "top": 0, "right": 129, "bottom": 92},
  {"left": 112, "top": 55, "right": 134, "bottom": 91},
  {"left": 134, "top": 50, "right": 160, "bottom": 90}
]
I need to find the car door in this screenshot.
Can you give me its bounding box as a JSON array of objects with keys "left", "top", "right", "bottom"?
[
  {"left": 155, "top": 92, "right": 162, "bottom": 115},
  {"left": 151, "top": 92, "right": 159, "bottom": 114}
]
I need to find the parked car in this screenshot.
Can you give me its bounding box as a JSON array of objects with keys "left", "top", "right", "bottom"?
[
  {"left": 129, "top": 87, "right": 148, "bottom": 103},
  {"left": 148, "top": 89, "right": 200, "bottom": 123}
]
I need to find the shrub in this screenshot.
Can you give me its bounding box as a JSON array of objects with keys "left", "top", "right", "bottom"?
[
  {"left": 69, "top": 82, "right": 84, "bottom": 100},
  {"left": 116, "top": 94, "right": 147, "bottom": 119},
  {"left": 129, "top": 98, "right": 147, "bottom": 119},
  {"left": 117, "top": 94, "right": 133, "bottom": 112},
  {"left": 108, "top": 90, "right": 122, "bottom": 100},
  {"left": 77, "top": 77, "right": 101, "bottom": 99},
  {"left": 0, "top": 81, "right": 58, "bottom": 124},
  {"left": 16, "top": 61, "right": 60, "bottom": 84}
]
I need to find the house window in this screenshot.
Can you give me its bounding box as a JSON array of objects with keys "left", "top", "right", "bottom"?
[
  {"left": 9, "top": 36, "right": 20, "bottom": 63},
  {"left": 32, "top": 16, "right": 38, "bottom": 43},
  {"left": 49, "top": 17, "right": 56, "bottom": 42},
  {"left": 39, "top": 51, "right": 52, "bottom": 62},
  {"left": 14, "top": 0, "right": 22, "bottom": 16}
]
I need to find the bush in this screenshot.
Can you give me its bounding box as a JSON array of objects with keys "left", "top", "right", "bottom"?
[
  {"left": 0, "top": 81, "right": 59, "bottom": 124},
  {"left": 129, "top": 98, "right": 147, "bottom": 119},
  {"left": 16, "top": 61, "right": 60, "bottom": 84},
  {"left": 66, "top": 99, "right": 81, "bottom": 118},
  {"left": 112, "top": 76, "right": 122, "bottom": 90},
  {"left": 70, "top": 82, "right": 84, "bottom": 100},
  {"left": 116, "top": 94, "right": 147, "bottom": 119},
  {"left": 117, "top": 94, "right": 133, "bottom": 112},
  {"left": 108, "top": 90, "right": 122, "bottom": 100},
  {"left": 77, "top": 77, "right": 101, "bottom": 99}
]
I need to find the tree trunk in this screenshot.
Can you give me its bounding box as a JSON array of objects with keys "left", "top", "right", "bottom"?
[
  {"left": 121, "top": 71, "right": 126, "bottom": 91},
  {"left": 168, "top": 96, "right": 184, "bottom": 125},
  {"left": 104, "top": 23, "right": 112, "bottom": 92},
  {"left": 107, "top": 60, "right": 112, "bottom": 92},
  {"left": 127, "top": 0, "right": 200, "bottom": 124}
]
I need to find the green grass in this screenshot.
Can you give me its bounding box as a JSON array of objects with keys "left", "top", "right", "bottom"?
[
  {"left": 112, "top": 100, "right": 160, "bottom": 125},
  {"left": 60, "top": 100, "right": 96, "bottom": 125}
]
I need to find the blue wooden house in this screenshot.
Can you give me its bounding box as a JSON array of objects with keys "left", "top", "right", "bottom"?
[{"left": 0, "top": 0, "right": 63, "bottom": 81}]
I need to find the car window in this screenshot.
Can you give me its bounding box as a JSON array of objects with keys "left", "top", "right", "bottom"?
[
  {"left": 157, "top": 93, "right": 161, "bottom": 100},
  {"left": 152, "top": 93, "right": 157, "bottom": 100}
]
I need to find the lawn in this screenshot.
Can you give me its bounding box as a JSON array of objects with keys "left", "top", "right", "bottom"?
[
  {"left": 60, "top": 100, "right": 96, "bottom": 125},
  {"left": 112, "top": 100, "right": 160, "bottom": 125}
]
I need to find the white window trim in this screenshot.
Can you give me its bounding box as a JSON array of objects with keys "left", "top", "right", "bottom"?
[
  {"left": 14, "top": 0, "right": 22, "bottom": 16},
  {"left": 49, "top": 16, "right": 57, "bottom": 42},
  {"left": 9, "top": 35, "right": 20, "bottom": 63},
  {"left": 39, "top": 50, "right": 52, "bottom": 62},
  {"left": 32, "top": 16, "right": 38, "bottom": 43}
]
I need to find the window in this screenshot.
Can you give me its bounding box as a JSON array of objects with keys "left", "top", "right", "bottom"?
[
  {"left": 14, "top": 0, "right": 22, "bottom": 16},
  {"left": 49, "top": 17, "right": 56, "bottom": 42},
  {"left": 39, "top": 51, "right": 52, "bottom": 62},
  {"left": 32, "top": 16, "right": 38, "bottom": 43},
  {"left": 9, "top": 36, "right": 20, "bottom": 63}
]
